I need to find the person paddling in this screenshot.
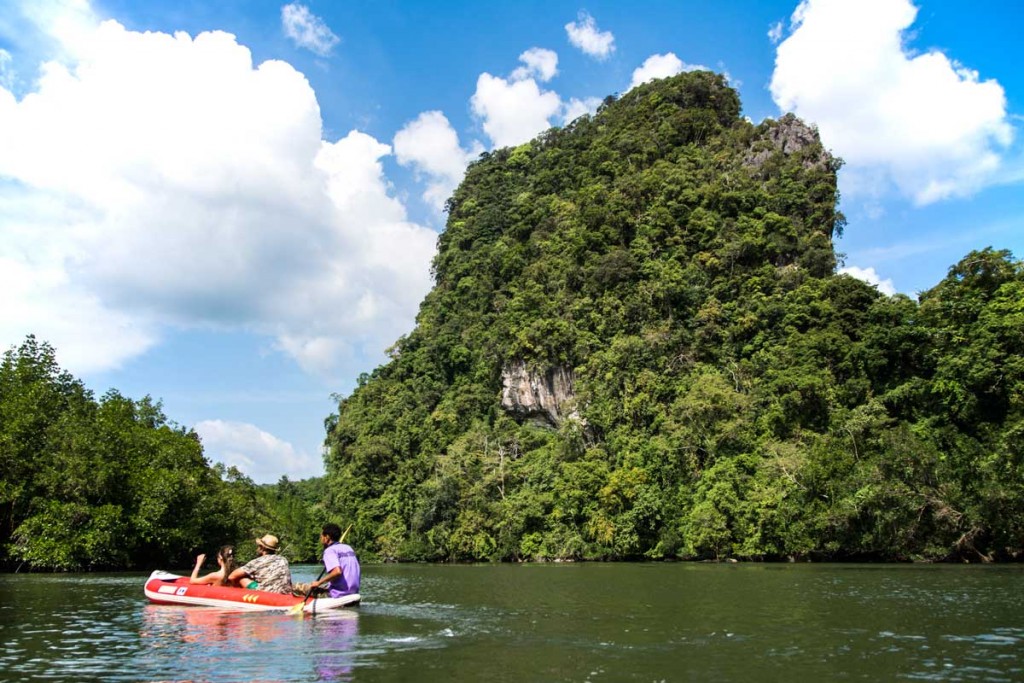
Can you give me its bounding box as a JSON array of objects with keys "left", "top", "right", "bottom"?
[
  {"left": 293, "top": 523, "right": 360, "bottom": 598},
  {"left": 228, "top": 534, "right": 294, "bottom": 594}
]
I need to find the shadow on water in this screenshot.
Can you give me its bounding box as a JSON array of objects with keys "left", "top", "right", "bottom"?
[{"left": 1, "top": 563, "right": 1023, "bottom": 682}]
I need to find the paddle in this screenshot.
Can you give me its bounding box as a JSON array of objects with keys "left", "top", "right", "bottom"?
[
  {"left": 289, "top": 524, "right": 352, "bottom": 615},
  {"left": 289, "top": 566, "right": 327, "bottom": 615}
]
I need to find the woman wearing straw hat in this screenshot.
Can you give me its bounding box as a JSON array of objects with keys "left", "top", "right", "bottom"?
[{"left": 228, "top": 534, "right": 294, "bottom": 594}]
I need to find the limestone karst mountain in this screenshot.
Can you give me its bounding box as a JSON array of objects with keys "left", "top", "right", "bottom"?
[{"left": 323, "top": 71, "right": 1024, "bottom": 563}]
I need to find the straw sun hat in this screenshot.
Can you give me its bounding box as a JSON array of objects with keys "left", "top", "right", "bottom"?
[{"left": 255, "top": 534, "right": 280, "bottom": 552}]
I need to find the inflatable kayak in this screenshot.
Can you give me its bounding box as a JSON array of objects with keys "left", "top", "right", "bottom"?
[{"left": 143, "top": 571, "right": 360, "bottom": 612}]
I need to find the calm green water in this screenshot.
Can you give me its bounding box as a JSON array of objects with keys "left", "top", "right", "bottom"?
[{"left": 1, "top": 563, "right": 1022, "bottom": 681}]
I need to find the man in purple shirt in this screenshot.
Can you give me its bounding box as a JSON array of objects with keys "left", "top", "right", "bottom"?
[{"left": 294, "top": 523, "right": 360, "bottom": 598}]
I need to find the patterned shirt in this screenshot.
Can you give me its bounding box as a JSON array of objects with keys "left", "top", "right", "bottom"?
[
  {"left": 240, "top": 553, "right": 293, "bottom": 594},
  {"left": 322, "top": 543, "right": 360, "bottom": 597}
]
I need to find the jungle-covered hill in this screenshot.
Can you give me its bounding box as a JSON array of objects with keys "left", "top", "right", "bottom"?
[{"left": 324, "top": 71, "right": 1023, "bottom": 563}]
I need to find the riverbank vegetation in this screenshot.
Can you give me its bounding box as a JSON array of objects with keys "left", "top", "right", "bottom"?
[{"left": 0, "top": 336, "right": 325, "bottom": 570}]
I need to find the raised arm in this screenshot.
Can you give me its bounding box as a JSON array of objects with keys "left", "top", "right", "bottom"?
[{"left": 190, "top": 553, "right": 228, "bottom": 585}]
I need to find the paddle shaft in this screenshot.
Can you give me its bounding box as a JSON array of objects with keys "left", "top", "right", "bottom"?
[{"left": 290, "top": 566, "right": 327, "bottom": 614}]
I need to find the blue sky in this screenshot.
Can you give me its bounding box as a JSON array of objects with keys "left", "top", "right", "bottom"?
[{"left": 1, "top": 0, "right": 1020, "bottom": 483}]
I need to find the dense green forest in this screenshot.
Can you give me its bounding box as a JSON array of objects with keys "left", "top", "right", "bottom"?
[
  {"left": 0, "top": 336, "right": 327, "bottom": 570},
  {"left": 3, "top": 72, "right": 1021, "bottom": 570},
  {"left": 323, "top": 72, "right": 1024, "bottom": 563}
]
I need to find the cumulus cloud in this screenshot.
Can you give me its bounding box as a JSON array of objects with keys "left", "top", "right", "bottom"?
[
  {"left": 839, "top": 266, "right": 897, "bottom": 296},
  {"left": 281, "top": 3, "right": 339, "bottom": 56},
  {"left": 769, "top": 0, "right": 1014, "bottom": 205},
  {"left": 565, "top": 11, "right": 615, "bottom": 60},
  {"left": 629, "top": 53, "right": 706, "bottom": 91},
  {"left": 0, "top": 8, "right": 436, "bottom": 376},
  {"left": 767, "top": 21, "right": 784, "bottom": 44},
  {"left": 394, "top": 110, "right": 483, "bottom": 212},
  {"left": 195, "top": 419, "right": 323, "bottom": 483},
  {"left": 563, "top": 96, "right": 602, "bottom": 124},
  {"left": 512, "top": 47, "right": 558, "bottom": 83},
  {"left": 471, "top": 71, "right": 562, "bottom": 149},
  {"left": 402, "top": 48, "right": 560, "bottom": 205},
  {"left": 0, "top": 49, "right": 13, "bottom": 90},
  {"left": 0, "top": 247, "right": 158, "bottom": 372}
]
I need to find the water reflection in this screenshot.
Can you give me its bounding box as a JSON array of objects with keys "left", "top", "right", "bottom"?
[
  {"left": 139, "top": 606, "right": 359, "bottom": 682},
  {"left": 142, "top": 605, "right": 292, "bottom": 643},
  {"left": 3, "top": 566, "right": 1024, "bottom": 682},
  {"left": 311, "top": 612, "right": 360, "bottom": 682}
]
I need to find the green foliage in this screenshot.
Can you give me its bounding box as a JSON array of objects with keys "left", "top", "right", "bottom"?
[
  {"left": 0, "top": 335, "right": 330, "bottom": 571},
  {"left": 319, "top": 72, "right": 1023, "bottom": 563}
]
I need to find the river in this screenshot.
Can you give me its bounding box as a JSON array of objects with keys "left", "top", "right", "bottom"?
[{"left": 1, "top": 563, "right": 1021, "bottom": 681}]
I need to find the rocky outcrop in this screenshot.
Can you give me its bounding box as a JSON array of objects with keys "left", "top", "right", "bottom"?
[
  {"left": 500, "top": 361, "right": 579, "bottom": 429},
  {"left": 743, "top": 113, "right": 831, "bottom": 173}
]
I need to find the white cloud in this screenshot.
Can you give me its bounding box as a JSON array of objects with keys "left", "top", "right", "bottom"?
[
  {"left": 0, "top": 8, "right": 436, "bottom": 377},
  {"left": 629, "top": 53, "right": 706, "bottom": 91},
  {"left": 769, "top": 0, "right": 1014, "bottom": 205},
  {"left": 839, "top": 266, "right": 897, "bottom": 296},
  {"left": 563, "top": 96, "right": 602, "bottom": 124},
  {"left": 195, "top": 419, "right": 323, "bottom": 483},
  {"left": 767, "top": 21, "right": 784, "bottom": 45},
  {"left": 18, "top": 0, "right": 100, "bottom": 57},
  {"left": 400, "top": 49, "right": 558, "bottom": 205},
  {"left": 471, "top": 72, "right": 562, "bottom": 149},
  {"left": 0, "top": 49, "right": 13, "bottom": 90},
  {"left": 511, "top": 47, "right": 558, "bottom": 83},
  {"left": 393, "top": 110, "right": 483, "bottom": 213},
  {"left": 565, "top": 11, "right": 615, "bottom": 60},
  {"left": 0, "top": 249, "right": 158, "bottom": 372},
  {"left": 281, "top": 3, "right": 339, "bottom": 56}
]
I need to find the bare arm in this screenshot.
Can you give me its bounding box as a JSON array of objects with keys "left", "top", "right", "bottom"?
[
  {"left": 189, "top": 554, "right": 206, "bottom": 584},
  {"left": 312, "top": 566, "right": 342, "bottom": 590},
  {"left": 190, "top": 553, "right": 225, "bottom": 585}
]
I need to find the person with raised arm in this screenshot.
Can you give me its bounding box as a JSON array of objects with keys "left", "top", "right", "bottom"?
[{"left": 189, "top": 545, "right": 240, "bottom": 586}]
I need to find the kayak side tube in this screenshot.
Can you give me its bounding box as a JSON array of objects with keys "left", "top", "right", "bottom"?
[{"left": 144, "top": 570, "right": 360, "bottom": 612}]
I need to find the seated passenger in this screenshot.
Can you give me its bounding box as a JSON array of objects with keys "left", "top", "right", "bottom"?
[
  {"left": 228, "top": 534, "right": 293, "bottom": 594},
  {"left": 189, "top": 545, "right": 240, "bottom": 586}
]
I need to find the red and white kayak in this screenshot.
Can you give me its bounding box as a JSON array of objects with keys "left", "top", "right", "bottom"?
[{"left": 143, "top": 571, "right": 360, "bottom": 612}]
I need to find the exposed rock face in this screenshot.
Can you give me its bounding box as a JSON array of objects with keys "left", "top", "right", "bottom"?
[
  {"left": 500, "top": 361, "right": 578, "bottom": 428},
  {"left": 743, "top": 113, "right": 831, "bottom": 173}
]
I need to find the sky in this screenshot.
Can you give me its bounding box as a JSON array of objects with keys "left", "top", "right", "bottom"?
[{"left": 1, "top": 0, "right": 1021, "bottom": 483}]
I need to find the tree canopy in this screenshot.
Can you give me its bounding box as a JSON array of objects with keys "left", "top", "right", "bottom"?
[
  {"left": 0, "top": 336, "right": 327, "bottom": 570},
  {"left": 322, "top": 72, "right": 1024, "bottom": 563}
]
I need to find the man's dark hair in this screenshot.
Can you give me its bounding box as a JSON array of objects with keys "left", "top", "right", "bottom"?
[{"left": 322, "top": 523, "right": 342, "bottom": 542}]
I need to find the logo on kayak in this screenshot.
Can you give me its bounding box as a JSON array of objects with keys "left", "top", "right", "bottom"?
[
  {"left": 176, "top": 587, "right": 187, "bottom": 596},
  {"left": 242, "top": 594, "right": 260, "bottom": 603}
]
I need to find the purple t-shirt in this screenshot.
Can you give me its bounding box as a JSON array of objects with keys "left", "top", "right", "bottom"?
[{"left": 323, "top": 543, "right": 360, "bottom": 597}]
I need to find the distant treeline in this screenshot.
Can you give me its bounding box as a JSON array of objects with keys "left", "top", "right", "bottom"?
[
  {"left": 0, "top": 336, "right": 325, "bottom": 571},
  {"left": 322, "top": 72, "right": 1024, "bottom": 563}
]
